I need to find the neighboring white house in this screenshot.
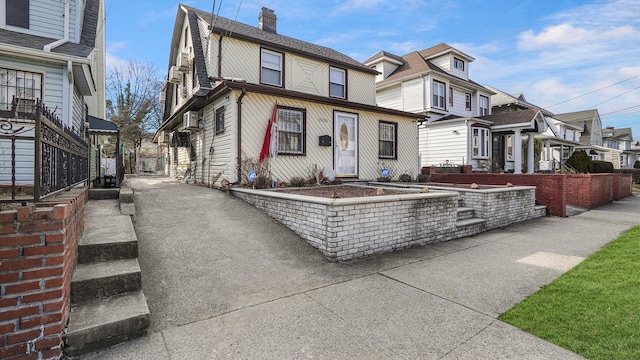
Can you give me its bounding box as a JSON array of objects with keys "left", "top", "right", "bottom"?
[
  {"left": 603, "top": 127, "right": 636, "bottom": 169},
  {"left": 487, "top": 86, "right": 582, "bottom": 172},
  {"left": 155, "top": 5, "right": 424, "bottom": 185},
  {"left": 0, "top": 0, "right": 106, "bottom": 186},
  {"left": 364, "top": 43, "right": 496, "bottom": 170},
  {"left": 553, "top": 109, "right": 620, "bottom": 166}
]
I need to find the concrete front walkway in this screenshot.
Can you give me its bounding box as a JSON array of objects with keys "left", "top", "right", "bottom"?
[{"left": 80, "top": 177, "right": 640, "bottom": 359}]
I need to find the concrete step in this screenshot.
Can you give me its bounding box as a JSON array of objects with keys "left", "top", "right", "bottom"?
[
  {"left": 88, "top": 188, "right": 120, "bottom": 200},
  {"left": 71, "top": 259, "right": 142, "bottom": 303},
  {"left": 456, "top": 217, "right": 487, "bottom": 228},
  {"left": 456, "top": 207, "right": 474, "bottom": 221},
  {"left": 64, "top": 290, "right": 150, "bottom": 357},
  {"left": 78, "top": 215, "right": 138, "bottom": 264}
]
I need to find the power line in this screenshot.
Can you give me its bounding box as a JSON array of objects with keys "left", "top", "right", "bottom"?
[
  {"left": 545, "top": 74, "right": 640, "bottom": 108},
  {"left": 590, "top": 86, "right": 640, "bottom": 108}
]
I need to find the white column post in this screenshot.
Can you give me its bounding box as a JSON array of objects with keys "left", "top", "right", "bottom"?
[
  {"left": 527, "top": 133, "right": 535, "bottom": 174},
  {"left": 513, "top": 130, "right": 522, "bottom": 174}
]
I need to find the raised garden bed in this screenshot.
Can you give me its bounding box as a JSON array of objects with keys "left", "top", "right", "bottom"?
[{"left": 231, "top": 184, "right": 546, "bottom": 261}]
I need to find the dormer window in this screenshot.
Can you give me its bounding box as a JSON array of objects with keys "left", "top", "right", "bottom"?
[
  {"left": 7, "top": 0, "right": 30, "bottom": 29},
  {"left": 454, "top": 57, "right": 464, "bottom": 71},
  {"left": 261, "top": 48, "right": 283, "bottom": 87},
  {"left": 329, "top": 66, "right": 346, "bottom": 99}
]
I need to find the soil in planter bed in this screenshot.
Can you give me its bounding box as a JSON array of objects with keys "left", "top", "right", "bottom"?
[{"left": 279, "top": 185, "right": 409, "bottom": 198}]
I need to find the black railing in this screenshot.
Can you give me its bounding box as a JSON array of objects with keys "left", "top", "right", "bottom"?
[{"left": 0, "top": 99, "right": 88, "bottom": 203}]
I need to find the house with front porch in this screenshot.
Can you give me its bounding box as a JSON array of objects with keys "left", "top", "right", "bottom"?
[
  {"left": 487, "top": 86, "right": 582, "bottom": 172},
  {"left": 155, "top": 5, "right": 424, "bottom": 185}
]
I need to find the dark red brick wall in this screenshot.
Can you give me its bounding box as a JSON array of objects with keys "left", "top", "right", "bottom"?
[
  {"left": 0, "top": 189, "right": 86, "bottom": 360},
  {"left": 429, "top": 172, "right": 633, "bottom": 217},
  {"left": 429, "top": 173, "right": 567, "bottom": 217}
]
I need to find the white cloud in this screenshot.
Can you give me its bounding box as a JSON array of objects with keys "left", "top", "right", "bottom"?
[{"left": 517, "top": 24, "right": 636, "bottom": 51}]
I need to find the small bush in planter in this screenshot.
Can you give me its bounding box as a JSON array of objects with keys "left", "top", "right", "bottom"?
[
  {"left": 253, "top": 175, "right": 272, "bottom": 189},
  {"left": 398, "top": 174, "right": 413, "bottom": 182},
  {"left": 634, "top": 160, "right": 640, "bottom": 169},
  {"left": 567, "top": 150, "right": 593, "bottom": 173},
  {"left": 592, "top": 160, "right": 614, "bottom": 173},
  {"left": 376, "top": 176, "right": 391, "bottom": 182},
  {"left": 288, "top": 176, "right": 307, "bottom": 187},
  {"left": 416, "top": 173, "right": 430, "bottom": 183}
]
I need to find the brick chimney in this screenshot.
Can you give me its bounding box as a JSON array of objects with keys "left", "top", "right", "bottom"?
[{"left": 259, "top": 7, "right": 276, "bottom": 33}]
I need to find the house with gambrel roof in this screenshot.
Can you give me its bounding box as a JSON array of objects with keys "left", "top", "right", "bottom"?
[{"left": 155, "top": 5, "right": 425, "bottom": 185}]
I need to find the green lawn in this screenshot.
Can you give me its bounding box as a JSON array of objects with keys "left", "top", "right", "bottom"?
[{"left": 499, "top": 226, "right": 640, "bottom": 360}]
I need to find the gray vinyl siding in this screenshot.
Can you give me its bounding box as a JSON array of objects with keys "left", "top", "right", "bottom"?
[
  {"left": 0, "top": 57, "right": 64, "bottom": 118},
  {"left": 72, "top": 86, "right": 84, "bottom": 132},
  {"left": 28, "top": 0, "right": 66, "bottom": 39},
  {"left": 0, "top": 127, "right": 35, "bottom": 186},
  {"left": 193, "top": 96, "right": 235, "bottom": 185}
]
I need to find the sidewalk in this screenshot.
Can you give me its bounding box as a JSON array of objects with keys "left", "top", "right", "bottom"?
[{"left": 79, "top": 177, "right": 640, "bottom": 359}]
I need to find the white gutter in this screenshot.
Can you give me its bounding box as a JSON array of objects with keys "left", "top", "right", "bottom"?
[
  {"left": 44, "top": 0, "right": 70, "bottom": 52},
  {"left": 0, "top": 44, "right": 89, "bottom": 64}
]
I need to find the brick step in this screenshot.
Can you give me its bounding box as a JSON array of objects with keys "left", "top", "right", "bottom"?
[
  {"left": 78, "top": 215, "right": 138, "bottom": 264},
  {"left": 71, "top": 258, "right": 142, "bottom": 303},
  {"left": 455, "top": 217, "right": 486, "bottom": 228},
  {"left": 64, "top": 290, "right": 150, "bottom": 357},
  {"left": 456, "top": 207, "right": 475, "bottom": 221}
]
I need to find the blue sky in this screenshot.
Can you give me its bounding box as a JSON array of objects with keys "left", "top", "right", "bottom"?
[{"left": 106, "top": 0, "right": 640, "bottom": 138}]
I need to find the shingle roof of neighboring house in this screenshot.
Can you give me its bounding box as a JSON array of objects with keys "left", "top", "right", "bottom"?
[
  {"left": 613, "top": 127, "right": 633, "bottom": 141},
  {"left": 485, "top": 85, "right": 554, "bottom": 116},
  {"left": 553, "top": 109, "right": 598, "bottom": 124},
  {"left": 180, "top": 4, "right": 376, "bottom": 75},
  {"left": 363, "top": 50, "right": 405, "bottom": 65},
  {"left": 374, "top": 47, "right": 486, "bottom": 90},
  {"left": 478, "top": 108, "right": 541, "bottom": 127},
  {"left": 0, "top": 0, "right": 100, "bottom": 58}
]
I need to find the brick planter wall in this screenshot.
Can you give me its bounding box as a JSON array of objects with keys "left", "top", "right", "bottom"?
[
  {"left": 231, "top": 184, "right": 543, "bottom": 261},
  {"left": 429, "top": 173, "right": 567, "bottom": 217},
  {"left": 0, "top": 188, "right": 86, "bottom": 360},
  {"left": 429, "top": 173, "right": 633, "bottom": 217}
]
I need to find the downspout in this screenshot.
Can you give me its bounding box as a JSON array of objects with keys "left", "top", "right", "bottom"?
[
  {"left": 44, "top": 0, "right": 70, "bottom": 51},
  {"left": 217, "top": 34, "right": 224, "bottom": 78},
  {"left": 236, "top": 88, "right": 246, "bottom": 182},
  {"left": 67, "top": 60, "right": 74, "bottom": 130}
]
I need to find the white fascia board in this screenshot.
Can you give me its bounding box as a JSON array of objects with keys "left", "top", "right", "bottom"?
[{"left": 0, "top": 44, "right": 90, "bottom": 64}]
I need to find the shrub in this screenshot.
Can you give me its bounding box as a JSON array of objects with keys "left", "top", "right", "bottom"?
[
  {"left": 416, "top": 173, "right": 430, "bottom": 183},
  {"left": 253, "top": 175, "right": 272, "bottom": 189},
  {"left": 567, "top": 150, "right": 593, "bottom": 173},
  {"left": 288, "top": 176, "right": 307, "bottom": 187},
  {"left": 592, "top": 160, "right": 614, "bottom": 173},
  {"left": 634, "top": 160, "right": 640, "bottom": 169},
  {"left": 376, "top": 177, "right": 391, "bottom": 182},
  {"left": 398, "top": 173, "right": 413, "bottom": 182}
]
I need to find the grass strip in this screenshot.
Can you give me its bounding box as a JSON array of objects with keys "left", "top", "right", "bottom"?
[{"left": 499, "top": 226, "right": 640, "bottom": 360}]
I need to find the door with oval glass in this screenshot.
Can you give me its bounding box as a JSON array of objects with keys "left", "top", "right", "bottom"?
[{"left": 334, "top": 111, "right": 358, "bottom": 177}]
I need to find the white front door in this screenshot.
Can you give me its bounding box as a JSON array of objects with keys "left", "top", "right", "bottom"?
[{"left": 334, "top": 111, "right": 358, "bottom": 177}]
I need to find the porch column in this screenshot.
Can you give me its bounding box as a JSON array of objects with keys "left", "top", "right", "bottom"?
[
  {"left": 527, "top": 133, "right": 535, "bottom": 174},
  {"left": 513, "top": 129, "right": 522, "bottom": 174}
]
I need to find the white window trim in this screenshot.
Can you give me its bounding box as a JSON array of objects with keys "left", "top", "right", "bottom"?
[
  {"left": 479, "top": 95, "right": 489, "bottom": 116},
  {"left": 329, "top": 66, "right": 346, "bottom": 99},
  {"left": 432, "top": 80, "right": 445, "bottom": 110},
  {"left": 472, "top": 127, "right": 490, "bottom": 159},
  {"left": 454, "top": 57, "right": 464, "bottom": 71},
  {"left": 261, "top": 48, "right": 283, "bottom": 87}
]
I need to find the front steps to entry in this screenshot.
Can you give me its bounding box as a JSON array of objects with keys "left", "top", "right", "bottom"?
[{"left": 64, "top": 188, "right": 150, "bottom": 356}]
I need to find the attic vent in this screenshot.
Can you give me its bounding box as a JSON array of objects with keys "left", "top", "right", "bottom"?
[{"left": 259, "top": 7, "right": 277, "bottom": 33}]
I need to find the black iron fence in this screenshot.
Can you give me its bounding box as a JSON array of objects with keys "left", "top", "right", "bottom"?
[{"left": 0, "top": 98, "right": 88, "bottom": 203}]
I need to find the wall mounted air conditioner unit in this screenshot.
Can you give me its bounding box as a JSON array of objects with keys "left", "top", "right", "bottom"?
[
  {"left": 177, "top": 52, "right": 190, "bottom": 71},
  {"left": 159, "top": 88, "right": 166, "bottom": 103},
  {"left": 183, "top": 111, "right": 200, "bottom": 131},
  {"left": 168, "top": 66, "right": 181, "bottom": 83},
  {"left": 180, "top": 86, "right": 188, "bottom": 97},
  {"left": 158, "top": 131, "right": 169, "bottom": 144}
]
